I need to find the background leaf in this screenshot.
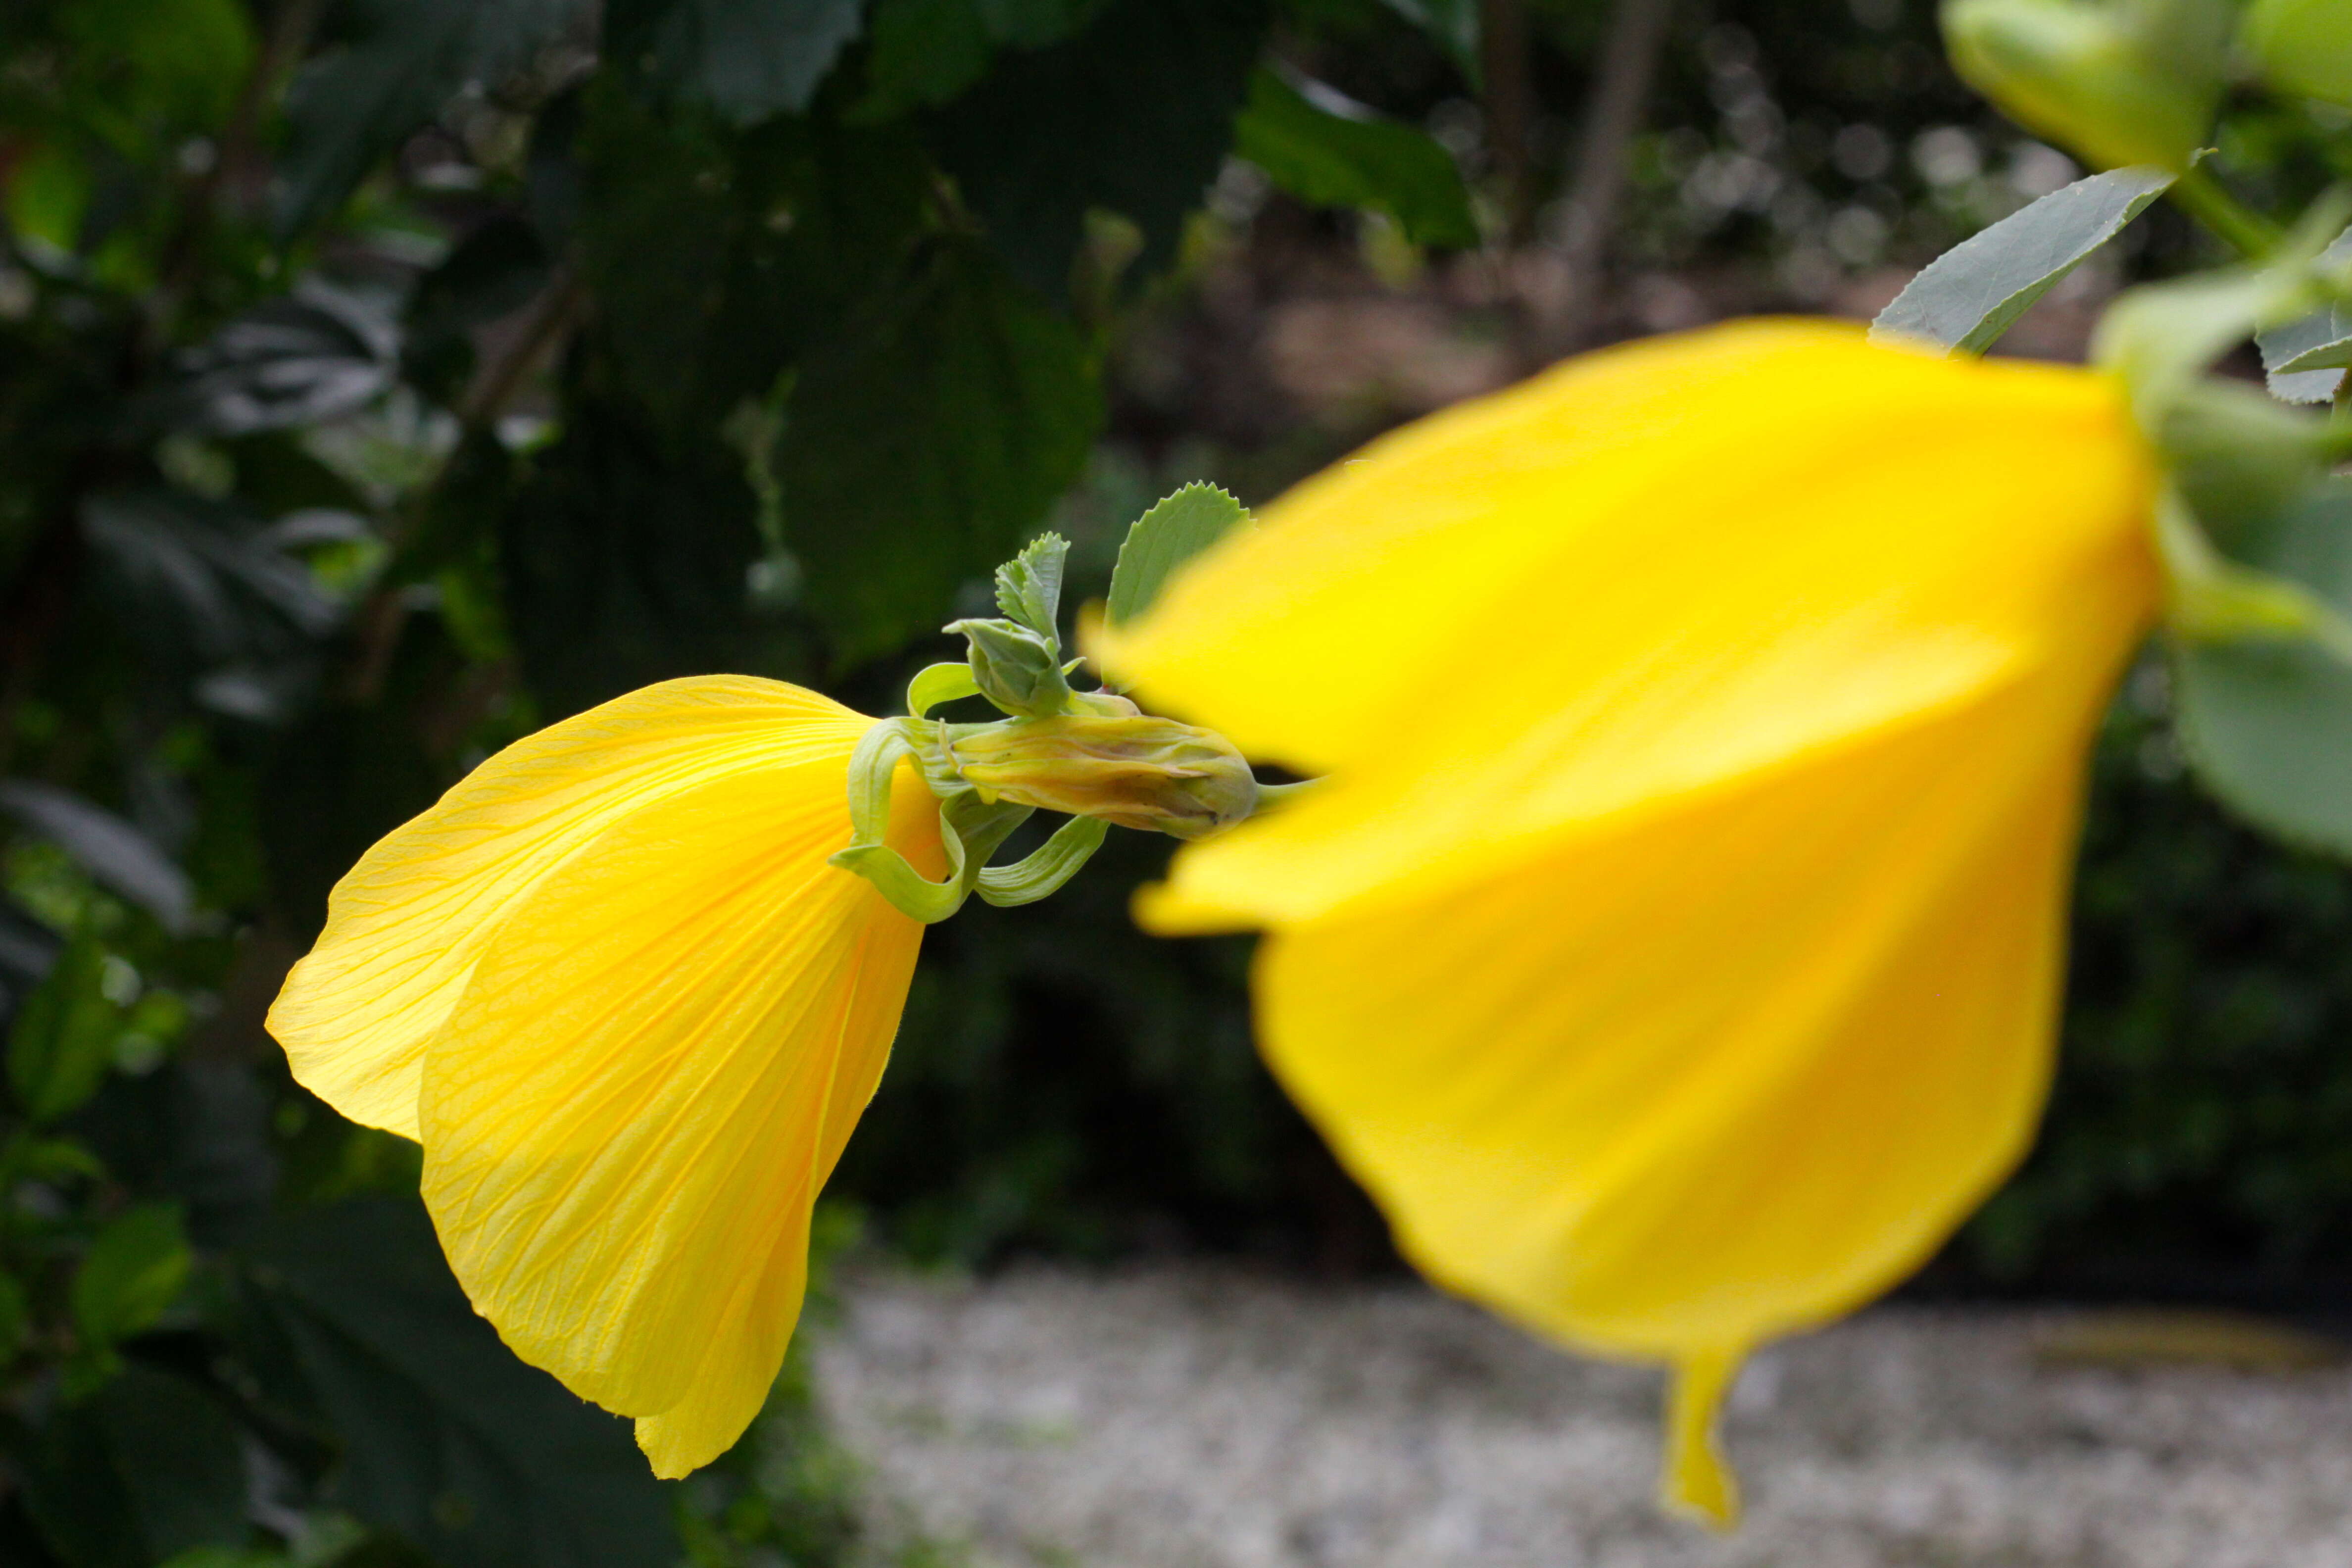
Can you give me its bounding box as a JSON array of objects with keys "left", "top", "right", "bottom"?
[
  {"left": 606, "top": 0, "right": 864, "bottom": 126},
  {"left": 776, "top": 238, "right": 1103, "bottom": 660},
  {"left": 0, "top": 784, "right": 193, "bottom": 934},
  {"left": 1871, "top": 165, "right": 2174, "bottom": 353},
  {"left": 276, "top": 0, "right": 589, "bottom": 235},
  {"left": 72, "top": 1203, "right": 193, "bottom": 1349},
  {"left": 237, "top": 1198, "right": 678, "bottom": 1568},
  {"left": 1231, "top": 68, "right": 1475, "bottom": 248},
  {"left": 6, "top": 935, "right": 128, "bottom": 1124},
  {"left": 22, "top": 1367, "right": 248, "bottom": 1568},
  {"left": 165, "top": 285, "right": 398, "bottom": 437},
  {"left": 2176, "top": 479, "right": 2352, "bottom": 855},
  {"left": 927, "top": 0, "right": 1269, "bottom": 301}
]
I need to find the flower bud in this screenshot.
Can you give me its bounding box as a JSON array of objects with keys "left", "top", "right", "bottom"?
[
  {"left": 2243, "top": 0, "right": 2352, "bottom": 107},
  {"left": 1941, "top": 0, "right": 2225, "bottom": 172},
  {"left": 947, "top": 714, "right": 1257, "bottom": 839},
  {"left": 947, "top": 618, "right": 1072, "bottom": 718}
]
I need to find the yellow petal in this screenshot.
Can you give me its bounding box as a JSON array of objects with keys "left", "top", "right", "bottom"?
[
  {"left": 417, "top": 738, "right": 943, "bottom": 1478},
  {"left": 1236, "top": 650, "right": 2111, "bottom": 1522},
  {"left": 1100, "top": 323, "right": 2155, "bottom": 931},
  {"left": 1664, "top": 1347, "right": 1742, "bottom": 1528},
  {"left": 268, "top": 677, "right": 869, "bottom": 1137}
]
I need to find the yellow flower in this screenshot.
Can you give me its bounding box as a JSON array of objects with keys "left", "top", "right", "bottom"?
[
  {"left": 1093, "top": 321, "right": 2159, "bottom": 1524},
  {"left": 267, "top": 676, "right": 943, "bottom": 1478}
]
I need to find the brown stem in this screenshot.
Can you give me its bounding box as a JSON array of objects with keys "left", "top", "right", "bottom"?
[
  {"left": 1548, "top": 0, "right": 1676, "bottom": 346},
  {"left": 1479, "top": 0, "right": 1537, "bottom": 245},
  {"left": 457, "top": 269, "right": 586, "bottom": 430}
]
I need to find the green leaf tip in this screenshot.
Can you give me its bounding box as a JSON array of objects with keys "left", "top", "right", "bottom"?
[
  {"left": 1872, "top": 164, "right": 2175, "bottom": 355},
  {"left": 996, "top": 532, "right": 1071, "bottom": 638},
  {"left": 1106, "top": 483, "right": 1251, "bottom": 628}
]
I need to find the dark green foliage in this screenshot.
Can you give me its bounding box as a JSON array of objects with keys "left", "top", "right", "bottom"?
[
  {"left": 1966, "top": 686, "right": 2352, "bottom": 1297},
  {"left": 605, "top": 0, "right": 865, "bottom": 127},
  {"left": 777, "top": 239, "right": 1104, "bottom": 659},
  {"left": 929, "top": 0, "right": 1270, "bottom": 299},
  {"left": 238, "top": 1200, "right": 675, "bottom": 1568},
  {"left": 278, "top": 0, "right": 590, "bottom": 236},
  {"left": 22, "top": 1367, "right": 249, "bottom": 1568}
]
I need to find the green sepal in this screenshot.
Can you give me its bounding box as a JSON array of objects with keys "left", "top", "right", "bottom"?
[
  {"left": 833, "top": 718, "right": 1041, "bottom": 923},
  {"left": 907, "top": 662, "right": 983, "bottom": 717},
  {"left": 976, "top": 815, "right": 1110, "bottom": 907},
  {"left": 994, "top": 532, "right": 1070, "bottom": 638}
]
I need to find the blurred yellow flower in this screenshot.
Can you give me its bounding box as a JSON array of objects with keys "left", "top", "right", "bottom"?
[
  {"left": 1094, "top": 320, "right": 2159, "bottom": 1523},
  {"left": 268, "top": 676, "right": 943, "bottom": 1478}
]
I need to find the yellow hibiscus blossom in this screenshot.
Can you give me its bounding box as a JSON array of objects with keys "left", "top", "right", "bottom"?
[
  {"left": 267, "top": 676, "right": 944, "bottom": 1477},
  {"left": 1093, "top": 320, "right": 2160, "bottom": 1523}
]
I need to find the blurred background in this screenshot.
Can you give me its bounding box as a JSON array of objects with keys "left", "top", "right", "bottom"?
[{"left": 6, "top": 0, "right": 2352, "bottom": 1564}]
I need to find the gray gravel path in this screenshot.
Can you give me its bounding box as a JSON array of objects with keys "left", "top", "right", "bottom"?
[{"left": 817, "top": 1263, "right": 2352, "bottom": 1568}]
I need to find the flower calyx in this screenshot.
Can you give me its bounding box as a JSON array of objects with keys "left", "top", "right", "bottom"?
[
  {"left": 829, "top": 530, "right": 1267, "bottom": 924},
  {"left": 946, "top": 712, "right": 1258, "bottom": 840}
]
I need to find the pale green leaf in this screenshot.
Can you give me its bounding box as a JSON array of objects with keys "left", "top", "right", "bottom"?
[
  {"left": 1872, "top": 165, "right": 2174, "bottom": 354},
  {"left": 1106, "top": 483, "right": 1250, "bottom": 628}
]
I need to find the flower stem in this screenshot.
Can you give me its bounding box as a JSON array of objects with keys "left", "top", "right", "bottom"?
[{"left": 2168, "top": 167, "right": 2284, "bottom": 258}]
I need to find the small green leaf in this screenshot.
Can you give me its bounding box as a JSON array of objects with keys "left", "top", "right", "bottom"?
[
  {"left": 74, "top": 1204, "right": 192, "bottom": 1349},
  {"left": 1231, "top": 68, "right": 1477, "bottom": 248},
  {"left": 1106, "top": 483, "right": 1251, "bottom": 627},
  {"left": 2175, "top": 478, "right": 2352, "bottom": 857},
  {"left": 9, "top": 936, "right": 129, "bottom": 1125},
  {"left": 1872, "top": 164, "right": 2175, "bottom": 354},
  {"left": 2255, "top": 226, "right": 2352, "bottom": 403},
  {"left": 995, "top": 533, "right": 1071, "bottom": 638}
]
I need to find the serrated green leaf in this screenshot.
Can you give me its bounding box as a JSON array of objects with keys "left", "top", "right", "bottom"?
[
  {"left": 777, "top": 239, "right": 1102, "bottom": 660},
  {"left": 276, "top": 0, "right": 588, "bottom": 236},
  {"left": 73, "top": 1203, "right": 192, "bottom": 1348},
  {"left": 8, "top": 936, "right": 128, "bottom": 1125},
  {"left": 994, "top": 533, "right": 1070, "bottom": 637},
  {"left": 1872, "top": 164, "right": 2174, "bottom": 354},
  {"left": 1106, "top": 483, "right": 1251, "bottom": 627},
  {"left": 928, "top": 0, "right": 1269, "bottom": 301},
  {"left": 2175, "top": 478, "right": 2352, "bottom": 856},
  {"left": 606, "top": 0, "right": 864, "bottom": 126},
  {"left": 23, "top": 1366, "right": 247, "bottom": 1568},
  {"left": 1231, "top": 68, "right": 1476, "bottom": 248},
  {"left": 2255, "top": 226, "right": 2352, "bottom": 403},
  {"left": 238, "top": 1198, "right": 677, "bottom": 1568}
]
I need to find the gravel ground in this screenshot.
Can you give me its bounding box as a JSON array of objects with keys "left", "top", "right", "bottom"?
[{"left": 816, "top": 1263, "right": 2352, "bottom": 1568}]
